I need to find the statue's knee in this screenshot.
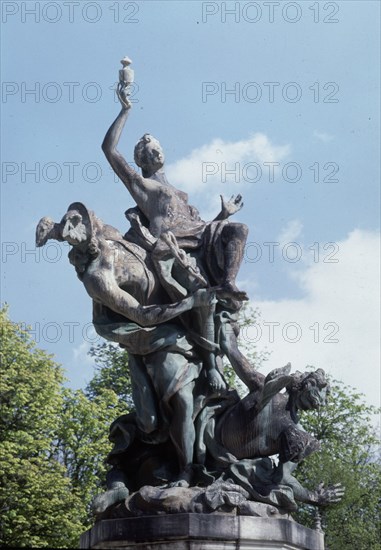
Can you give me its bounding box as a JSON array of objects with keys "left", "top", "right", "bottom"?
[
  {"left": 223, "top": 223, "right": 249, "bottom": 244},
  {"left": 235, "top": 222, "right": 249, "bottom": 239},
  {"left": 173, "top": 389, "right": 193, "bottom": 418}
]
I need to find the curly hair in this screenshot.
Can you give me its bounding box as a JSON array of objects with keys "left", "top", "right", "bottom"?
[
  {"left": 287, "top": 368, "right": 329, "bottom": 395},
  {"left": 134, "top": 134, "right": 152, "bottom": 168}
]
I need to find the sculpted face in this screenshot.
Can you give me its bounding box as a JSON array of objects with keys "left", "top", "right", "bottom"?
[
  {"left": 134, "top": 134, "right": 165, "bottom": 174},
  {"left": 296, "top": 376, "right": 328, "bottom": 410},
  {"left": 61, "top": 210, "right": 89, "bottom": 245}
]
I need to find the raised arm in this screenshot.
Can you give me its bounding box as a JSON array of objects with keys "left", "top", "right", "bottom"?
[
  {"left": 257, "top": 364, "right": 293, "bottom": 411},
  {"left": 102, "top": 105, "right": 144, "bottom": 190},
  {"left": 102, "top": 103, "right": 159, "bottom": 213}
]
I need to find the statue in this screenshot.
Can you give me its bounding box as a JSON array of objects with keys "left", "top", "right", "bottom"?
[
  {"left": 36, "top": 57, "right": 344, "bottom": 523},
  {"left": 118, "top": 55, "right": 134, "bottom": 103}
]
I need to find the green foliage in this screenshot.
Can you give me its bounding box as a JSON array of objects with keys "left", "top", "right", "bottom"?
[
  {"left": 0, "top": 306, "right": 84, "bottom": 548},
  {"left": 236, "top": 304, "right": 270, "bottom": 368},
  {"left": 295, "top": 375, "right": 381, "bottom": 549},
  {"left": 57, "top": 390, "right": 113, "bottom": 513},
  {"left": 86, "top": 342, "right": 133, "bottom": 407},
  {"left": 0, "top": 309, "right": 133, "bottom": 547},
  {"left": 56, "top": 343, "right": 132, "bottom": 528}
]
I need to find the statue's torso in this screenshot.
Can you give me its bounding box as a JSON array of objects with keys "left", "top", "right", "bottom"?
[
  {"left": 144, "top": 173, "right": 206, "bottom": 238},
  {"left": 219, "top": 393, "right": 292, "bottom": 460},
  {"left": 83, "top": 238, "right": 165, "bottom": 307}
]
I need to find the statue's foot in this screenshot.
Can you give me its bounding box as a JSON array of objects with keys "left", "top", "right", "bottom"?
[
  {"left": 217, "top": 281, "right": 249, "bottom": 302},
  {"left": 92, "top": 483, "right": 130, "bottom": 515},
  {"left": 207, "top": 368, "right": 227, "bottom": 394},
  {"left": 168, "top": 478, "right": 190, "bottom": 488},
  {"left": 168, "top": 468, "right": 192, "bottom": 488}
]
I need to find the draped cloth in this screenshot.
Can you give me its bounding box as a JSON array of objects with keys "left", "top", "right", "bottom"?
[
  {"left": 94, "top": 302, "right": 203, "bottom": 437},
  {"left": 124, "top": 206, "right": 230, "bottom": 287}
]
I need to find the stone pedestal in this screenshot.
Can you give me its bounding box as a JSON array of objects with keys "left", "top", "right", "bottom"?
[{"left": 80, "top": 514, "right": 324, "bottom": 549}]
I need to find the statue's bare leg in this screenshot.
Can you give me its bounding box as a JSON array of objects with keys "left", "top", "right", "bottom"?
[
  {"left": 169, "top": 383, "right": 196, "bottom": 487},
  {"left": 219, "top": 223, "right": 249, "bottom": 301},
  {"left": 190, "top": 301, "right": 226, "bottom": 394}
]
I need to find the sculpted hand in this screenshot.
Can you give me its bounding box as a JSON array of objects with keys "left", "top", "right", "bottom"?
[
  {"left": 116, "top": 82, "right": 132, "bottom": 110},
  {"left": 192, "top": 288, "right": 217, "bottom": 308},
  {"left": 220, "top": 194, "right": 244, "bottom": 218},
  {"left": 315, "top": 482, "right": 345, "bottom": 506}
]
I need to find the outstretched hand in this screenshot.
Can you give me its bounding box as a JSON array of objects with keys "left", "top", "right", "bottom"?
[
  {"left": 315, "top": 482, "right": 345, "bottom": 506},
  {"left": 220, "top": 194, "right": 244, "bottom": 218}
]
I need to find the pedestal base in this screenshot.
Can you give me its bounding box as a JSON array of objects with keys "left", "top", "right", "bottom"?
[{"left": 80, "top": 514, "right": 324, "bottom": 550}]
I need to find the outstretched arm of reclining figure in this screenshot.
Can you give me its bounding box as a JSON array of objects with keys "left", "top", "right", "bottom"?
[
  {"left": 86, "top": 275, "right": 215, "bottom": 328},
  {"left": 279, "top": 461, "right": 345, "bottom": 506}
]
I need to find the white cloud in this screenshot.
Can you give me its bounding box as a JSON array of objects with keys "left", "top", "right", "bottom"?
[
  {"left": 313, "top": 130, "right": 334, "bottom": 143},
  {"left": 166, "top": 133, "right": 290, "bottom": 193},
  {"left": 277, "top": 219, "right": 303, "bottom": 247},
  {"left": 246, "top": 229, "right": 380, "bottom": 408},
  {"left": 73, "top": 339, "right": 96, "bottom": 367},
  {"left": 237, "top": 276, "right": 260, "bottom": 295}
]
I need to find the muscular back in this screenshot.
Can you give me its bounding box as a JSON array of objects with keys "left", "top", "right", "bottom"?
[{"left": 218, "top": 391, "right": 290, "bottom": 459}]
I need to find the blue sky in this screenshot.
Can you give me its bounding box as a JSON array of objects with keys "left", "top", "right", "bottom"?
[{"left": 1, "top": 1, "right": 380, "bottom": 407}]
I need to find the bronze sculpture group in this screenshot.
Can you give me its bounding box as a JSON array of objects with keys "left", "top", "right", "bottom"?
[{"left": 36, "top": 60, "right": 343, "bottom": 519}]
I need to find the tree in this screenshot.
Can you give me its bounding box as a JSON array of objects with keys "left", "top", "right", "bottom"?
[
  {"left": 55, "top": 343, "right": 133, "bottom": 525},
  {"left": 86, "top": 342, "right": 133, "bottom": 407},
  {"left": 0, "top": 306, "right": 84, "bottom": 548},
  {"left": 0, "top": 309, "right": 134, "bottom": 547},
  {"left": 294, "top": 375, "right": 381, "bottom": 549}
]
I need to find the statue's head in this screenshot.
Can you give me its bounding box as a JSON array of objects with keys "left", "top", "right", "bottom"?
[
  {"left": 289, "top": 368, "right": 330, "bottom": 411},
  {"left": 61, "top": 203, "right": 102, "bottom": 277},
  {"left": 134, "top": 133, "right": 165, "bottom": 176},
  {"left": 36, "top": 202, "right": 107, "bottom": 278},
  {"left": 60, "top": 202, "right": 93, "bottom": 246}
]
